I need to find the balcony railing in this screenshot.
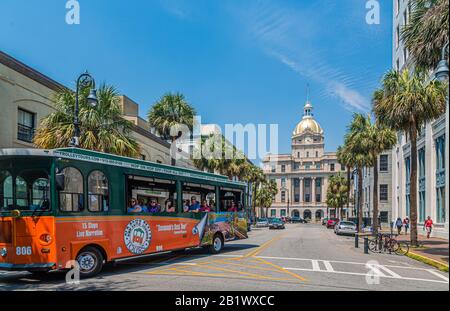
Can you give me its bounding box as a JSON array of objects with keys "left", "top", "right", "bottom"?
[{"left": 17, "top": 124, "right": 35, "bottom": 143}]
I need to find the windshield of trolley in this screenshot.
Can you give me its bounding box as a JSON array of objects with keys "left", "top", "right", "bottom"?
[{"left": 0, "top": 157, "right": 52, "bottom": 214}]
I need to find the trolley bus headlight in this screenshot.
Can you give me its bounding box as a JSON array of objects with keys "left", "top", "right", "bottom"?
[{"left": 1, "top": 248, "right": 7, "bottom": 257}]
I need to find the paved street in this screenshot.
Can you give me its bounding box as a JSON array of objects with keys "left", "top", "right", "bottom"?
[{"left": 0, "top": 224, "right": 448, "bottom": 291}]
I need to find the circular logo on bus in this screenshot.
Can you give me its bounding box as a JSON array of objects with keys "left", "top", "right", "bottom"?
[{"left": 124, "top": 219, "right": 152, "bottom": 255}]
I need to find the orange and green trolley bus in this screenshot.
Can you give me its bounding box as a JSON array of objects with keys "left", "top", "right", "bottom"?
[{"left": 0, "top": 148, "right": 249, "bottom": 277}]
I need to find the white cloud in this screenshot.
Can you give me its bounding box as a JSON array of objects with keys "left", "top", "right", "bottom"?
[
  {"left": 230, "top": 0, "right": 372, "bottom": 113},
  {"left": 328, "top": 82, "right": 370, "bottom": 112}
]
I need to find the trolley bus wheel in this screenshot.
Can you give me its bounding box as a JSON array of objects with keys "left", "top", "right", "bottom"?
[
  {"left": 76, "top": 246, "right": 104, "bottom": 278},
  {"left": 209, "top": 234, "right": 224, "bottom": 254}
]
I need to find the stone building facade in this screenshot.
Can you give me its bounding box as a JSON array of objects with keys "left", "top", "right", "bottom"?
[
  {"left": 262, "top": 100, "right": 352, "bottom": 221},
  {"left": 0, "top": 50, "right": 194, "bottom": 169}
]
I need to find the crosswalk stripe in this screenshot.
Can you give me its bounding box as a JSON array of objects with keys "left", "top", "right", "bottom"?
[
  {"left": 323, "top": 261, "right": 334, "bottom": 272},
  {"left": 311, "top": 260, "right": 321, "bottom": 271},
  {"left": 366, "top": 264, "right": 387, "bottom": 277},
  {"left": 426, "top": 269, "right": 449, "bottom": 282},
  {"left": 377, "top": 265, "right": 402, "bottom": 278}
]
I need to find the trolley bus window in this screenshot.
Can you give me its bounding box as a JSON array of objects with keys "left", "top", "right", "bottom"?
[
  {"left": 219, "top": 188, "right": 244, "bottom": 212},
  {"left": 182, "top": 183, "right": 216, "bottom": 213},
  {"left": 15, "top": 170, "right": 50, "bottom": 210},
  {"left": 88, "top": 170, "right": 109, "bottom": 212},
  {"left": 126, "top": 176, "right": 177, "bottom": 214},
  {"left": 59, "top": 167, "right": 84, "bottom": 212},
  {"left": 0, "top": 170, "right": 13, "bottom": 210}
]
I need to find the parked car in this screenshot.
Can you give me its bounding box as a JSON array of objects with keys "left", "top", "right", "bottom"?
[
  {"left": 321, "top": 217, "right": 329, "bottom": 226},
  {"left": 256, "top": 218, "right": 269, "bottom": 228},
  {"left": 334, "top": 221, "right": 357, "bottom": 235},
  {"left": 269, "top": 218, "right": 286, "bottom": 230},
  {"left": 291, "top": 216, "right": 308, "bottom": 223},
  {"left": 326, "top": 218, "right": 340, "bottom": 229}
]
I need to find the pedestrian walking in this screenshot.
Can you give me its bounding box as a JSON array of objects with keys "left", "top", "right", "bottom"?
[
  {"left": 403, "top": 217, "right": 410, "bottom": 235},
  {"left": 395, "top": 217, "right": 403, "bottom": 235},
  {"left": 424, "top": 216, "right": 434, "bottom": 239}
]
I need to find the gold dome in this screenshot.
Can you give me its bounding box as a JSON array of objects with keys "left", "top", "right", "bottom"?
[
  {"left": 293, "top": 118, "right": 323, "bottom": 136},
  {"left": 292, "top": 100, "right": 323, "bottom": 136}
]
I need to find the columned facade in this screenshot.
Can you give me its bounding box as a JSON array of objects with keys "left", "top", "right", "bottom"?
[{"left": 262, "top": 100, "right": 353, "bottom": 221}]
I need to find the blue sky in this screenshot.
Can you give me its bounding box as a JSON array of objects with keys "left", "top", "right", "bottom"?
[{"left": 0, "top": 0, "right": 393, "bottom": 161}]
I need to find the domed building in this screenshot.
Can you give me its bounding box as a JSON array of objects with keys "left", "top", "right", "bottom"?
[{"left": 262, "top": 99, "right": 352, "bottom": 221}]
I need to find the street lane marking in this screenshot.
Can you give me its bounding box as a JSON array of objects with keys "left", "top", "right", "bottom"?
[
  {"left": 255, "top": 256, "right": 433, "bottom": 271},
  {"left": 244, "top": 234, "right": 285, "bottom": 258},
  {"left": 366, "top": 264, "right": 387, "bottom": 277},
  {"left": 377, "top": 265, "right": 402, "bottom": 279},
  {"left": 312, "top": 260, "right": 321, "bottom": 271},
  {"left": 254, "top": 257, "right": 307, "bottom": 282},
  {"left": 426, "top": 269, "right": 449, "bottom": 282},
  {"left": 283, "top": 267, "right": 448, "bottom": 284},
  {"left": 323, "top": 261, "right": 335, "bottom": 272}
]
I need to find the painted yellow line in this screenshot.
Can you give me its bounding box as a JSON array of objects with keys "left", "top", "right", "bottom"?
[
  {"left": 254, "top": 257, "right": 307, "bottom": 282},
  {"left": 244, "top": 234, "right": 285, "bottom": 258},
  {"left": 187, "top": 263, "right": 290, "bottom": 281},
  {"left": 210, "top": 258, "right": 282, "bottom": 273},
  {"left": 146, "top": 269, "right": 295, "bottom": 282}
]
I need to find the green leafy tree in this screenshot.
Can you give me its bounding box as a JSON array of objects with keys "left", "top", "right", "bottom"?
[
  {"left": 343, "top": 114, "right": 373, "bottom": 231},
  {"left": 34, "top": 83, "right": 140, "bottom": 157},
  {"left": 373, "top": 68, "right": 447, "bottom": 245},
  {"left": 148, "top": 93, "right": 196, "bottom": 165},
  {"left": 326, "top": 173, "right": 349, "bottom": 220},
  {"left": 349, "top": 114, "right": 397, "bottom": 234},
  {"left": 401, "top": 0, "right": 449, "bottom": 70}
]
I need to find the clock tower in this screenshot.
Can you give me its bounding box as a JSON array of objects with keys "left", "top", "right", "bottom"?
[{"left": 291, "top": 100, "right": 325, "bottom": 160}]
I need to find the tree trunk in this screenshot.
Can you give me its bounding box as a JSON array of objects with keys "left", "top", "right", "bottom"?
[
  {"left": 410, "top": 127, "right": 419, "bottom": 247},
  {"left": 347, "top": 166, "right": 351, "bottom": 220},
  {"left": 373, "top": 154, "right": 379, "bottom": 235},
  {"left": 358, "top": 167, "right": 363, "bottom": 232}
]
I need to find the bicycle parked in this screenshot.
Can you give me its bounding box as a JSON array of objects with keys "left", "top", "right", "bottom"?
[{"left": 368, "top": 233, "right": 410, "bottom": 255}]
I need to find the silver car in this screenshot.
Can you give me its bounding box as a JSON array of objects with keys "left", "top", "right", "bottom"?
[
  {"left": 334, "top": 221, "right": 357, "bottom": 235},
  {"left": 256, "top": 219, "right": 269, "bottom": 228}
]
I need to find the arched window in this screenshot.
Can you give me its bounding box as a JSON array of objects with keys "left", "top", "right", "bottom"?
[
  {"left": 32, "top": 178, "right": 50, "bottom": 210},
  {"left": 0, "top": 170, "right": 13, "bottom": 210},
  {"left": 15, "top": 169, "right": 50, "bottom": 210},
  {"left": 59, "top": 167, "right": 84, "bottom": 212},
  {"left": 88, "top": 171, "right": 109, "bottom": 212},
  {"left": 15, "top": 176, "right": 28, "bottom": 209}
]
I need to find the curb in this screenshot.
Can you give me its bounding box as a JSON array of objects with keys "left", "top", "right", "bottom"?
[{"left": 406, "top": 251, "right": 449, "bottom": 272}]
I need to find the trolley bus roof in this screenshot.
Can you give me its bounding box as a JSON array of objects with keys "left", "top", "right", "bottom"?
[{"left": 0, "top": 148, "right": 248, "bottom": 187}]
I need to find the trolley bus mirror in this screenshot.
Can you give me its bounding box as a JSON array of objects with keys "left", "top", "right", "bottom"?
[{"left": 55, "top": 173, "right": 65, "bottom": 191}]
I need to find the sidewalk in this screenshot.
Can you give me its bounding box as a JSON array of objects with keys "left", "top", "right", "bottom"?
[{"left": 396, "top": 233, "right": 449, "bottom": 267}]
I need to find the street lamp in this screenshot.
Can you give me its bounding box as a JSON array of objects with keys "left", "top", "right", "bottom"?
[
  {"left": 435, "top": 43, "right": 449, "bottom": 82},
  {"left": 70, "top": 72, "right": 98, "bottom": 147}
]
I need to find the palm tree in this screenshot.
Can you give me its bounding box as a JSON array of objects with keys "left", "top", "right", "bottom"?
[
  {"left": 148, "top": 93, "right": 196, "bottom": 165},
  {"left": 243, "top": 165, "right": 265, "bottom": 223},
  {"left": 344, "top": 114, "right": 374, "bottom": 232},
  {"left": 326, "top": 173, "right": 349, "bottom": 220},
  {"left": 401, "top": 0, "right": 449, "bottom": 70},
  {"left": 373, "top": 68, "right": 447, "bottom": 245},
  {"left": 353, "top": 114, "right": 397, "bottom": 234},
  {"left": 336, "top": 145, "right": 353, "bottom": 219},
  {"left": 256, "top": 179, "right": 278, "bottom": 218},
  {"left": 34, "top": 83, "right": 140, "bottom": 157}
]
